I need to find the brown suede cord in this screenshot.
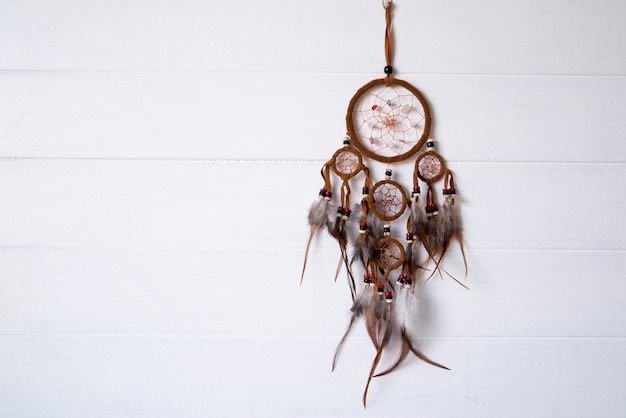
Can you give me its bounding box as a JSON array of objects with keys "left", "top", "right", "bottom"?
[
  {"left": 444, "top": 169, "right": 455, "bottom": 190},
  {"left": 426, "top": 183, "right": 436, "bottom": 208},
  {"left": 383, "top": 0, "right": 394, "bottom": 86},
  {"left": 320, "top": 163, "right": 332, "bottom": 193}
]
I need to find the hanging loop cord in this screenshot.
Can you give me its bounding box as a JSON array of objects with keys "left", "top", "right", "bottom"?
[{"left": 383, "top": 0, "right": 394, "bottom": 86}]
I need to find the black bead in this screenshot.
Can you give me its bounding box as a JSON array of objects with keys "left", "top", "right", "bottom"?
[{"left": 384, "top": 65, "right": 393, "bottom": 74}]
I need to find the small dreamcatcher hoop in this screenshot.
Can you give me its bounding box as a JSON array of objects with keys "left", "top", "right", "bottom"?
[
  {"left": 346, "top": 78, "right": 432, "bottom": 164},
  {"left": 366, "top": 178, "right": 409, "bottom": 221},
  {"left": 415, "top": 149, "right": 446, "bottom": 183},
  {"left": 375, "top": 237, "right": 405, "bottom": 270},
  {"left": 331, "top": 147, "right": 363, "bottom": 180}
]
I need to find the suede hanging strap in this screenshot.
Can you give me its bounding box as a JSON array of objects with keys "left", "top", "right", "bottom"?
[{"left": 383, "top": 0, "right": 394, "bottom": 85}]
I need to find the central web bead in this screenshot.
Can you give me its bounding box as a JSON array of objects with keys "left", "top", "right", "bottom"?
[{"left": 383, "top": 116, "right": 396, "bottom": 127}]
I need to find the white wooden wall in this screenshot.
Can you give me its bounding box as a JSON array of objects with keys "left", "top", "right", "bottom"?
[{"left": 2, "top": 1, "right": 625, "bottom": 416}]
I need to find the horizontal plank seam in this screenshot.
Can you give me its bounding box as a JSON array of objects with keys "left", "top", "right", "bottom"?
[
  {"left": 1, "top": 157, "right": 625, "bottom": 166},
  {"left": 0, "top": 333, "right": 624, "bottom": 341},
  {"left": 1, "top": 69, "right": 625, "bottom": 77},
  {"left": 1, "top": 245, "right": 625, "bottom": 253}
]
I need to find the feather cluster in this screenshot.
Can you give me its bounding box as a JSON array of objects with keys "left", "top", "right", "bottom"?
[{"left": 301, "top": 142, "right": 467, "bottom": 407}]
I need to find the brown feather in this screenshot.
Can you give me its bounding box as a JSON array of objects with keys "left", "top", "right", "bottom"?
[
  {"left": 332, "top": 285, "right": 373, "bottom": 370},
  {"left": 301, "top": 199, "right": 332, "bottom": 284},
  {"left": 332, "top": 313, "right": 357, "bottom": 372},
  {"left": 350, "top": 208, "right": 384, "bottom": 269},
  {"left": 300, "top": 224, "right": 318, "bottom": 285},
  {"left": 438, "top": 196, "right": 468, "bottom": 280},
  {"left": 329, "top": 216, "right": 356, "bottom": 300},
  {"left": 364, "top": 293, "right": 387, "bottom": 349},
  {"left": 372, "top": 339, "right": 409, "bottom": 377},
  {"left": 404, "top": 330, "right": 450, "bottom": 370},
  {"left": 362, "top": 304, "right": 393, "bottom": 408}
]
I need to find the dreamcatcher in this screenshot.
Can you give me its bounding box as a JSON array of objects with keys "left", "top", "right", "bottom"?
[{"left": 301, "top": 0, "right": 467, "bottom": 407}]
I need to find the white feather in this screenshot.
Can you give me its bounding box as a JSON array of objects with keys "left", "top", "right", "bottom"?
[
  {"left": 392, "top": 287, "right": 408, "bottom": 327},
  {"left": 403, "top": 288, "right": 421, "bottom": 338}
]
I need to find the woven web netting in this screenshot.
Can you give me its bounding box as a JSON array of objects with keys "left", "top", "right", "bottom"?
[{"left": 352, "top": 84, "right": 427, "bottom": 159}]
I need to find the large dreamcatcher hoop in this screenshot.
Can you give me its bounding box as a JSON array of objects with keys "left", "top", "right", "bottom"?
[
  {"left": 301, "top": 0, "right": 467, "bottom": 408},
  {"left": 347, "top": 78, "right": 431, "bottom": 164}
]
